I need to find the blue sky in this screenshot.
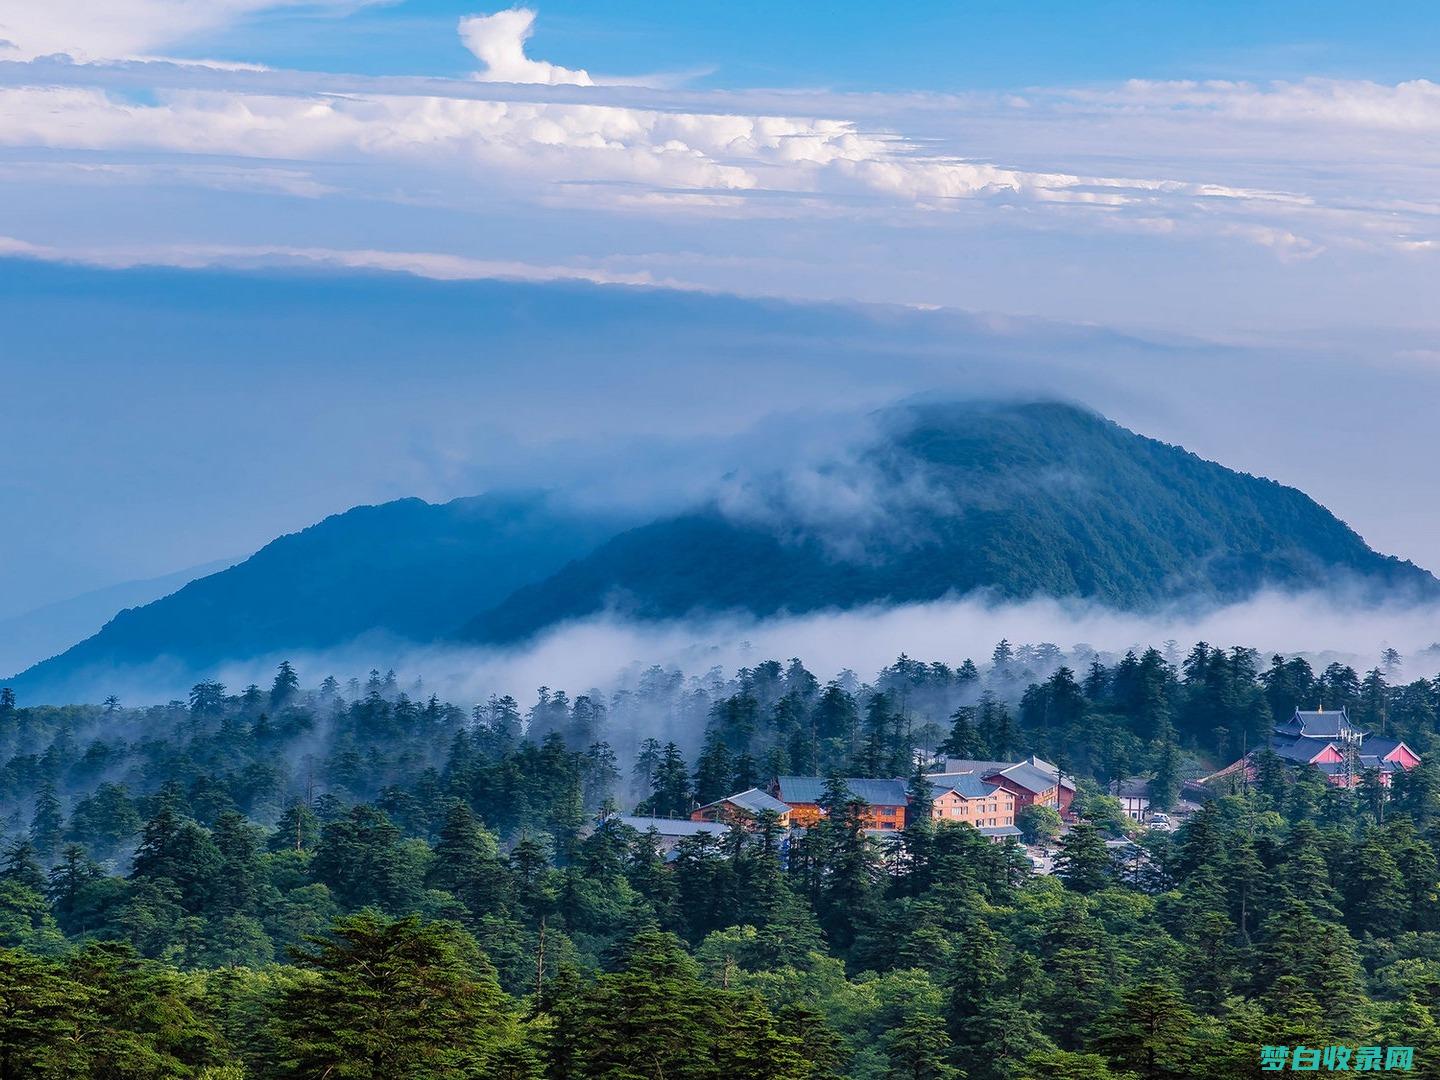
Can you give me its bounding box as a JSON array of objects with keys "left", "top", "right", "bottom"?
[
  {"left": 183, "top": 2, "right": 1440, "bottom": 88},
  {"left": 1, "top": 2, "right": 1440, "bottom": 649}
]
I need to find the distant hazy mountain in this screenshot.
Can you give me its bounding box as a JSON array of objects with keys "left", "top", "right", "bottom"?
[
  {"left": 460, "top": 401, "right": 1438, "bottom": 642},
  {"left": 12, "top": 493, "right": 627, "bottom": 701},
  {"left": 0, "top": 558, "right": 236, "bottom": 677},
  {"left": 14, "top": 401, "right": 1436, "bottom": 703}
]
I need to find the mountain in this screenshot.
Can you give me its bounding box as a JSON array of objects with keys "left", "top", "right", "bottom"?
[
  {"left": 0, "top": 557, "right": 237, "bottom": 677},
  {"left": 460, "top": 401, "right": 1438, "bottom": 642},
  {"left": 12, "top": 400, "right": 1436, "bottom": 702},
  {"left": 11, "top": 493, "right": 627, "bottom": 701}
]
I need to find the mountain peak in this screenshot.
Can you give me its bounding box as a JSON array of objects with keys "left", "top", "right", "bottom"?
[{"left": 460, "top": 399, "right": 1437, "bottom": 643}]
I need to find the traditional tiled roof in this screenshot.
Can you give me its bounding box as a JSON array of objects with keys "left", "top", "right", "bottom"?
[
  {"left": 615, "top": 816, "right": 729, "bottom": 837},
  {"left": 939, "top": 773, "right": 1004, "bottom": 800},
  {"left": 1361, "top": 737, "right": 1405, "bottom": 760},
  {"left": 1111, "top": 777, "right": 1151, "bottom": 799},
  {"left": 774, "top": 776, "right": 909, "bottom": 807},
  {"left": 1276, "top": 706, "right": 1367, "bottom": 742},
  {"left": 995, "top": 761, "right": 1061, "bottom": 795},
  {"left": 1267, "top": 737, "right": 1333, "bottom": 763},
  {"left": 696, "top": 788, "right": 792, "bottom": 816},
  {"left": 941, "top": 758, "right": 1016, "bottom": 775},
  {"left": 937, "top": 755, "right": 1074, "bottom": 793}
]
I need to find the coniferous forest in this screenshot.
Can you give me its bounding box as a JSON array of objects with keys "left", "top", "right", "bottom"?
[{"left": 2, "top": 641, "right": 1440, "bottom": 1078}]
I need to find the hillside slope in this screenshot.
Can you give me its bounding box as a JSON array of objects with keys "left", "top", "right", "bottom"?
[
  {"left": 460, "top": 401, "right": 1437, "bottom": 642},
  {"left": 13, "top": 493, "right": 625, "bottom": 700}
]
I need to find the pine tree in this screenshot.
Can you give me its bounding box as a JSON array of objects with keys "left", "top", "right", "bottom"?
[
  {"left": 28, "top": 783, "right": 63, "bottom": 862},
  {"left": 0, "top": 840, "right": 47, "bottom": 895},
  {"left": 278, "top": 911, "right": 514, "bottom": 1079},
  {"left": 692, "top": 729, "right": 736, "bottom": 806},
  {"left": 1056, "top": 822, "right": 1112, "bottom": 894},
  {"left": 648, "top": 743, "right": 692, "bottom": 818},
  {"left": 938, "top": 706, "right": 980, "bottom": 760},
  {"left": 269, "top": 660, "right": 300, "bottom": 711},
  {"left": 1092, "top": 980, "right": 1197, "bottom": 1080}
]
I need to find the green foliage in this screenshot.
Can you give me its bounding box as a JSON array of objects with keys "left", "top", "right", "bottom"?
[
  {"left": 2, "top": 638, "right": 1440, "bottom": 1077},
  {"left": 277, "top": 910, "right": 514, "bottom": 1079}
]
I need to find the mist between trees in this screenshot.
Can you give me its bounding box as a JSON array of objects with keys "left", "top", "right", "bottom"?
[{"left": 0, "top": 627, "right": 1438, "bottom": 1077}]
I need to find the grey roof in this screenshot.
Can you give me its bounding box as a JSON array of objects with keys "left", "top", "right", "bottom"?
[
  {"left": 774, "top": 776, "right": 909, "bottom": 806},
  {"left": 979, "top": 825, "right": 1023, "bottom": 838},
  {"left": 1111, "top": 777, "right": 1151, "bottom": 799},
  {"left": 941, "top": 758, "right": 1016, "bottom": 775},
  {"left": 939, "top": 773, "right": 1004, "bottom": 799},
  {"left": 1358, "top": 756, "right": 1404, "bottom": 772},
  {"left": 1278, "top": 707, "right": 1367, "bottom": 741},
  {"left": 615, "top": 816, "right": 729, "bottom": 838},
  {"left": 1317, "top": 758, "right": 1402, "bottom": 775},
  {"left": 696, "top": 788, "right": 792, "bottom": 816},
  {"left": 1268, "top": 736, "right": 1333, "bottom": 763},
  {"left": 1361, "top": 737, "right": 1404, "bottom": 759},
  {"left": 995, "top": 761, "right": 1061, "bottom": 795},
  {"left": 937, "top": 755, "right": 1074, "bottom": 794}
]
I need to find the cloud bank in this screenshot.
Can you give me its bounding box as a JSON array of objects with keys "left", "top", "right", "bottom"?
[
  {"left": 32, "top": 588, "right": 1440, "bottom": 709},
  {"left": 1, "top": 8, "right": 1435, "bottom": 291},
  {"left": 0, "top": 0, "right": 377, "bottom": 62}
]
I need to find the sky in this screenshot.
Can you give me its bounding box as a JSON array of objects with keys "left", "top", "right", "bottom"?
[{"left": 2, "top": 3, "right": 1440, "bottom": 631}]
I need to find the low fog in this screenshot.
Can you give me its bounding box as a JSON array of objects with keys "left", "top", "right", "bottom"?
[{"left": 39, "top": 587, "right": 1440, "bottom": 712}]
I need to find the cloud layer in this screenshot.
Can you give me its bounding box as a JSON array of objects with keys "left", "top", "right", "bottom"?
[
  {"left": 0, "top": 0, "right": 376, "bottom": 62},
  {"left": 1, "top": 9, "right": 1435, "bottom": 288},
  {"left": 42, "top": 586, "right": 1440, "bottom": 709}
]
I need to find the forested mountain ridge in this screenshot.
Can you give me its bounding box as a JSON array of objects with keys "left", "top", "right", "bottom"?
[
  {"left": 11, "top": 492, "right": 627, "bottom": 699},
  {"left": 13, "top": 400, "right": 1435, "bottom": 702},
  {"left": 461, "top": 401, "right": 1438, "bottom": 642}
]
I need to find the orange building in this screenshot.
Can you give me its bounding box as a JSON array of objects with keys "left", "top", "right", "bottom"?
[
  {"left": 691, "top": 787, "right": 793, "bottom": 828},
  {"left": 937, "top": 756, "right": 1075, "bottom": 818},
  {"left": 929, "top": 774, "right": 1020, "bottom": 840},
  {"left": 772, "top": 776, "right": 910, "bottom": 830}
]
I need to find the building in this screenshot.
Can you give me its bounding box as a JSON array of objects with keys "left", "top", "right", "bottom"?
[
  {"left": 1270, "top": 706, "right": 1420, "bottom": 787},
  {"left": 934, "top": 755, "right": 1076, "bottom": 817},
  {"left": 1110, "top": 777, "right": 1151, "bottom": 821},
  {"left": 1210, "top": 706, "right": 1422, "bottom": 789},
  {"left": 771, "top": 776, "right": 910, "bottom": 830},
  {"left": 929, "top": 773, "right": 1022, "bottom": 840},
  {"left": 691, "top": 787, "right": 793, "bottom": 828},
  {"left": 613, "top": 815, "right": 730, "bottom": 856}
]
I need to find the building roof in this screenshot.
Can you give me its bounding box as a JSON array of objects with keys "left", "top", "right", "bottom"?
[
  {"left": 1111, "top": 777, "right": 1151, "bottom": 799},
  {"left": 1276, "top": 706, "right": 1367, "bottom": 742},
  {"left": 938, "top": 773, "right": 1005, "bottom": 800},
  {"left": 993, "top": 761, "right": 1063, "bottom": 795},
  {"left": 774, "top": 776, "right": 909, "bottom": 807},
  {"left": 696, "top": 788, "right": 792, "bottom": 816},
  {"left": 1361, "top": 737, "right": 1409, "bottom": 760},
  {"left": 937, "top": 755, "right": 1075, "bottom": 794},
  {"left": 1268, "top": 736, "right": 1334, "bottom": 763},
  {"left": 615, "top": 816, "right": 730, "bottom": 838},
  {"left": 979, "top": 825, "right": 1023, "bottom": 838}
]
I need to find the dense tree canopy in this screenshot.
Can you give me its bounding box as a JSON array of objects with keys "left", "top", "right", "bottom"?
[{"left": 0, "top": 637, "right": 1436, "bottom": 1076}]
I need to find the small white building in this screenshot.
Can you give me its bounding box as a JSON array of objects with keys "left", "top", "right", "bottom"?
[{"left": 1110, "top": 777, "right": 1151, "bottom": 821}]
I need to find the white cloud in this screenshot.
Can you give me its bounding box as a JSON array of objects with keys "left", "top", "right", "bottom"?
[
  {"left": 89, "top": 588, "right": 1440, "bottom": 708},
  {"left": 0, "top": 0, "right": 376, "bottom": 62},
  {"left": 0, "top": 234, "right": 678, "bottom": 286},
  {"left": 0, "top": 8, "right": 1437, "bottom": 336},
  {"left": 1073, "top": 77, "right": 1440, "bottom": 132},
  {"left": 459, "top": 8, "right": 592, "bottom": 86},
  {"left": 0, "top": 81, "right": 1311, "bottom": 232}
]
